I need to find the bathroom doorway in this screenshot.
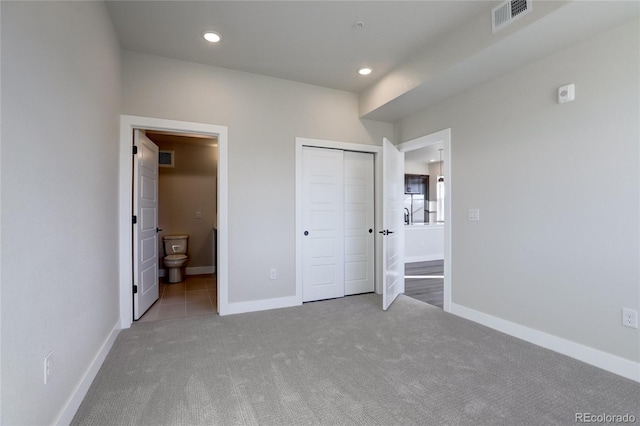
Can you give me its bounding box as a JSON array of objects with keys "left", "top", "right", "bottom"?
[
  {"left": 118, "top": 116, "right": 229, "bottom": 329},
  {"left": 137, "top": 130, "right": 219, "bottom": 322}
]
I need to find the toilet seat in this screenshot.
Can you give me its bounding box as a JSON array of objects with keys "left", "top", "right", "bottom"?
[{"left": 165, "top": 254, "right": 187, "bottom": 261}]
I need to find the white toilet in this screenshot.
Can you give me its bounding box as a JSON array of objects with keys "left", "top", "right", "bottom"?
[{"left": 163, "top": 235, "right": 188, "bottom": 283}]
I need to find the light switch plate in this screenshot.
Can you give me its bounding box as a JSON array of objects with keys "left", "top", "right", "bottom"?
[{"left": 468, "top": 208, "right": 480, "bottom": 221}]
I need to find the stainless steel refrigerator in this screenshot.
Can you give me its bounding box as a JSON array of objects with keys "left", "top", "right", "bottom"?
[{"left": 404, "top": 194, "right": 426, "bottom": 224}]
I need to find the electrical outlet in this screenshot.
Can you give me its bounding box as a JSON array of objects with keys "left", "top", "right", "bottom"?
[
  {"left": 622, "top": 308, "right": 638, "bottom": 329},
  {"left": 269, "top": 268, "right": 277, "bottom": 280},
  {"left": 468, "top": 208, "right": 480, "bottom": 221},
  {"left": 44, "top": 351, "right": 53, "bottom": 384},
  {"left": 195, "top": 211, "right": 202, "bottom": 219}
]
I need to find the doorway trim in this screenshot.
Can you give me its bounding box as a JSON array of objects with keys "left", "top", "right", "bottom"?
[
  {"left": 397, "top": 128, "right": 452, "bottom": 312},
  {"left": 295, "top": 138, "right": 383, "bottom": 301},
  {"left": 118, "top": 115, "right": 229, "bottom": 328}
]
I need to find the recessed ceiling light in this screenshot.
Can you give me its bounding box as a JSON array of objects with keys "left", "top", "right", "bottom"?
[
  {"left": 358, "top": 68, "right": 372, "bottom": 76},
  {"left": 203, "top": 31, "right": 222, "bottom": 43}
]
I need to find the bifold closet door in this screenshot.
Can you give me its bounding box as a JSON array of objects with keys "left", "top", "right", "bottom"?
[
  {"left": 344, "top": 151, "right": 374, "bottom": 295},
  {"left": 302, "top": 147, "right": 375, "bottom": 302},
  {"left": 302, "top": 147, "right": 345, "bottom": 302}
]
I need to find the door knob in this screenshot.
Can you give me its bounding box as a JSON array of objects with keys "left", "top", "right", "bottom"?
[
  {"left": 304, "top": 231, "right": 309, "bottom": 236},
  {"left": 369, "top": 229, "right": 373, "bottom": 233},
  {"left": 156, "top": 227, "right": 163, "bottom": 233}
]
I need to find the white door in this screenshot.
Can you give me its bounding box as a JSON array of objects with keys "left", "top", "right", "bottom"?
[
  {"left": 344, "top": 151, "right": 375, "bottom": 295},
  {"left": 133, "top": 130, "right": 160, "bottom": 320},
  {"left": 302, "top": 147, "right": 345, "bottom": 302},
  {"left": 382, "top": 138, "right": 405, "bottom": 310}
]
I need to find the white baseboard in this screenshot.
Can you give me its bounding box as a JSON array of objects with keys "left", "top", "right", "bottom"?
[
  {"left": 221, "top": 295, "right": 300, "bottom": 316},
  {"left": 450, "top": 303, "right": 640, "bottom": 383},
  {"left": 158, "top": 266, "right": 215, "bottom": 278},
  {"left": 404, "top": 255, "right": 444, "bottom": 263},
  {"left": 186, "top": 266, "right": 215, "bottom": 275},
  {"left": 55, "top": 321, "right": 121, "bottom": 425}
]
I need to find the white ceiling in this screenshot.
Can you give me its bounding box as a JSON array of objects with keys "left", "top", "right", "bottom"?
[
  {"left": 105, "top": 1, "right": 639, "bottom": 122},
  {"left": 145, "top": 130, "right": 217, "bottom": 147},
  {"left": 404, "top": 143, "right": 444, "bottom": 165},
  {"left": 105, "top": 0, "right": 495, "bottom": 93}
]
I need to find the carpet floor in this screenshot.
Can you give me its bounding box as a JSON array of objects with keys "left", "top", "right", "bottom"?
[{"left": 72, "top": 294, "right": 639, "bottom": 425}]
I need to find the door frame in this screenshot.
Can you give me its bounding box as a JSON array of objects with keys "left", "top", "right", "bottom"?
[
  {"left": 295, "top": 138, "right": 383, "bottom": 302},
  {"left": 118, "top": 115, "right": 229, "bottom": 328},
  {"left": 396, "top": 128, "right": 452, "bottom": 312}
]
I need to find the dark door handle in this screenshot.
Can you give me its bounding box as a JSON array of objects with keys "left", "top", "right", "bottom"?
[
  {"left": 156, "top": 227, "right": 163, "bottom": 233},
  {"left": 304, "top": 231, "right": 309, "bottom": 236},
  {"left": 378, "top": 229, "right": 393, "bottom": 235},
  {"left": 387, "top": 230, "right": 394, "bottom": 234}
]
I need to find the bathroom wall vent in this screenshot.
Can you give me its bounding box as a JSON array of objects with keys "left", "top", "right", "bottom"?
[
  {"left": 492, "top": 0, "right": 532, "bottom": 33},
  {"left": 159, "top": 150, "right": 175, "bottom": 168}
]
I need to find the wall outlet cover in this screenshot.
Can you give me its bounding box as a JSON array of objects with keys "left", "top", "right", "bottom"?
[
  {"left": 622, "top": 308, "right": 638, "bottom": 329},
  {"left": 44, "top": 351, "right": 53, "bottom": 384}
]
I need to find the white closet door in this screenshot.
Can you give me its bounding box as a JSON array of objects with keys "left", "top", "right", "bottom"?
[
  {"left": 344, "top": 151, "right": 375, "bottom": 295},
  {"left": 302, "top": 147, "right": 345, "bottom": 302}
]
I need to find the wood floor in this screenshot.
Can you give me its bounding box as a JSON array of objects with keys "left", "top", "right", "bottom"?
[{"left": 404, "top": 260, "right": 444, "bottom": 308}]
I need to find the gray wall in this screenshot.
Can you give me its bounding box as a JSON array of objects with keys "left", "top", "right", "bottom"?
[
  {"left": 398, "top": 19, "right": 639, "bottom": 362},
  {"left": 1, "top": 2, "right": 121, "bottom": 424},
  {"left": 428, "top": 161, "right": 444, "bottom": 203},
  {"left": 121, "top": 51, "right": 394, "bottom": 303},
  {"left": 404, "top": 161, "right": 429, "bottom": 175}
]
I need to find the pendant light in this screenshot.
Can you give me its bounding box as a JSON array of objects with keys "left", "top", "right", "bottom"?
[{"left": 436, "top": 149, "right": 444, "bottom": 222}]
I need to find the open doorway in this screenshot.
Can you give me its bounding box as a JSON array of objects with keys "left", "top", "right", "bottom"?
[
  {"left": 118, "top": 116, "right": 229, "bottom": 329},
  {"left": 136, "top": 130, "right": 218, "bottom": 322},
  {"left": 397, "top": 129, "right": 452, "bottom": 312}
]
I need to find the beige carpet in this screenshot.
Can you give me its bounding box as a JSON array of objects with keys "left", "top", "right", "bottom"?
[{"left": 72, "top": 294, "right": 639, "bottom": 425}]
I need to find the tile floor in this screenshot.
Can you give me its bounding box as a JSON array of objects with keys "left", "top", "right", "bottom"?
[{"left": 137, "top": 274, "right": 217, "bottom": 323}]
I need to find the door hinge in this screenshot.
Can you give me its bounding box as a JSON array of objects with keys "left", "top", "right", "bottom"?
[
  {"left": 133, "top": 285, "right": 138, "bottom": 294},
  {"left": 132, "top": 215, "right": 137, "bottom": 224},
  {"left": 132, "top": 145, "right": 138, "bottom": 155}
]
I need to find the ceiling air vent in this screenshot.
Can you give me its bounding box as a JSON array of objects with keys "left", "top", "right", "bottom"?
[
  {"left": 492, "top": 0, "right": 532, "bottom": 33},
  {"left": 159, "top": 150, "right": 174, "bottom": 168}
]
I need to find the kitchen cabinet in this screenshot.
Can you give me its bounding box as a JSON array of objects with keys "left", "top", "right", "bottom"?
[{"left": 405, "top": 174, "right": 428, "bottom": 195}]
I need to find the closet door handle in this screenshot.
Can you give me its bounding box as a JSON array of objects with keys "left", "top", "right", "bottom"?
[{"left": 304, "top": 231, "right": 309, "bottom": 236}]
